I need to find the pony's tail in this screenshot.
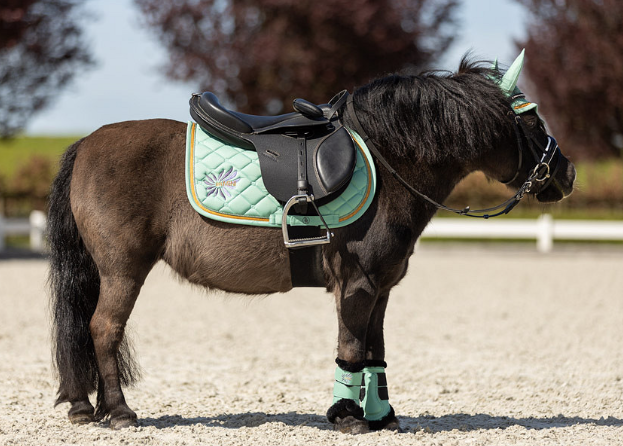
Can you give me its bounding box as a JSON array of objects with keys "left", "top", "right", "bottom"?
[{"left": 48, "top": 138, "right": 101, "bottom": 405}]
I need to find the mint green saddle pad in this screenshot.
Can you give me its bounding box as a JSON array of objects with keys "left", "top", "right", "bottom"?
[{"left": 185, "top": 122, "right": 376, "bottom": 228}]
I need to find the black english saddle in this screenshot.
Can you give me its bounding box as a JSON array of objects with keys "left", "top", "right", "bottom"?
[{"left": 189, "top": 90, "right": 356, "bottom": 205}]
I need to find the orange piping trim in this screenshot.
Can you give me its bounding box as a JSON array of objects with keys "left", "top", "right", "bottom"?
[{"left": 339, "top": 136, "right": 373, "bottom": 222}]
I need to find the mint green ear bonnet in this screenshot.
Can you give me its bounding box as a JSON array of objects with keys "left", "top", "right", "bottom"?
[{"left": 494, "top": 49, "right": 538, "bottom": 114}]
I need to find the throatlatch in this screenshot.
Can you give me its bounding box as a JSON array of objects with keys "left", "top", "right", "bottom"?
[{"left": 329, "top": 360, "right": 392, "bottom": 425}]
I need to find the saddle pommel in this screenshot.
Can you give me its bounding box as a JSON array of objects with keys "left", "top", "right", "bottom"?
[{"left": 293, "top": 98, "right": 324, "bottom": 118}]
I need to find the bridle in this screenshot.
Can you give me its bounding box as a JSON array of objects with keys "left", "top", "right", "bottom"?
[
  {"left": 503, "top": 94, "right": 561, "bottom": 190},
  {"left": 343, "top": 93, "right": 561, "bottom": 219}
]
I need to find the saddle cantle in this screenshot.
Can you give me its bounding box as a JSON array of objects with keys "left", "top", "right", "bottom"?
[
  {"left": 189, "top": 90, "right": 357, "bottom": 247},
  {"left": 189, "top": 91, "right": 356, "bottom": 205}
]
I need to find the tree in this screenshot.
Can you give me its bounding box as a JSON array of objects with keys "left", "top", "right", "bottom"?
[
  {"left": 0, "top": 0, "right": 93, "bottom": 138},
  {"left": 515, "top": 0, "right": 623, "bottom": 159},
  {"left": 135, "top": 0, "right": 459, "bottom": 114}
]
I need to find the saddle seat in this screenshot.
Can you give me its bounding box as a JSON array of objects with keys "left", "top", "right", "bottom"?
[
  {"left": 193, "top": 92, "right": 332, "bottom": 142},
  {"left": 189, "top": 91, "right": 357, "bottom": 207}
]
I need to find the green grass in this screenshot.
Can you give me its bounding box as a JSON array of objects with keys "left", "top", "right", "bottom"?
[{"left": 0, "top": 135, "right": 82, "bottom": 179}]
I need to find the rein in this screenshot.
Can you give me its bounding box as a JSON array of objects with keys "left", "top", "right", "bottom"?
[{"left": 343, "top": 93, "right": 560, "bottom": 219}]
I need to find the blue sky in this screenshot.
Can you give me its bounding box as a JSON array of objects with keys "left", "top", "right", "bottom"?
[{"left": 26, "top": 0, "right": 528, "bottom": 135}]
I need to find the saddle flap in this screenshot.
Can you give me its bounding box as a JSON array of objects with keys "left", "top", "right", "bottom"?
[{"left": 249, "top": 127, "right": 357, "bottom": 203}]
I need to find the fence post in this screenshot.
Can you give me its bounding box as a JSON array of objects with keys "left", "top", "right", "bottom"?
[
  {"left": 536, "top": 214, "right": 554, "bottom": 253},
  {"left": 0, "top": 215, "right": 5, "bottom": 251},
  {"left": 29, "top": 210, "right": 47, "bottom": 252}
]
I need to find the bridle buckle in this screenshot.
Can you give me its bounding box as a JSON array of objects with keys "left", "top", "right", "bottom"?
[{"left": 532, "top": 162, "right": 551, "bottom": 182}]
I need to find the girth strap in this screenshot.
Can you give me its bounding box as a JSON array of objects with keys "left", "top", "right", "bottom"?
[{"left": 288, "top": 232, "right": 325, "bottom": 287}]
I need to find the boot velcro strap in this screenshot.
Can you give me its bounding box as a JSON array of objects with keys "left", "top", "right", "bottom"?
[
  {"left": 360, "top": 384, "right": 389, "bottom": 401},
  {"left": 334, "top": 367, "right": 363, "bottom": 386},
  {"left": 333, "top": 367, "right": 363, "bottom": 403}
]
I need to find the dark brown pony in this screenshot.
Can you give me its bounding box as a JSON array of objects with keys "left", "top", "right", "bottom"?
[{"left": 47, "top": 59, "right": 575, "bottom": 432}]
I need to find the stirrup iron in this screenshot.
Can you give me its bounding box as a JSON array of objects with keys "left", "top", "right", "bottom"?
[{"left": 282, "top": 194, "right": 333, "bottom": 248}]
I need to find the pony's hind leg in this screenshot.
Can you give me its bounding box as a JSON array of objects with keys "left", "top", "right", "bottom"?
[
  {"left": 67, "top": 399, "right": 96, "bottom": 424},
  {"left": 64, "top": 120, "right": 171, "bottom": 428},
  {"left": 90, "top": 274, "right": 146, "bottom": 429}
]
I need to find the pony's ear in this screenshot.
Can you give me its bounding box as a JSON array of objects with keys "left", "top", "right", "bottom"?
[
  {"left": 494, "top": 50, "right": 538, "bottom": 114},
  {"left": 499, "top": 49, "right": 525, "bottom": 95}
]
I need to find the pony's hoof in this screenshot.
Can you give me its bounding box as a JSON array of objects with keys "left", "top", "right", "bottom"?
[
  {"left": 68, "top": 400, "right": 95, "bottom": 424},
  {"left": 110, "top": 415, "right": 138, "bottom": 430},
  {"left": 333, "top": 415, "right": 370, "bottom": 434},
  {"left": 377, "top": 416, "right": 402, "bottom": 432},
  {"left": 69, "top": 412, "right": 95, "bottom": 425},
  {"left": 109, "top": 408, "right": 138, "bottom": 430},
  {"left": 368, "top": 406, "right": 401, "bottom": 432},
  {"left": 327, "top": 399, "right": 369, "bottom": 434}
]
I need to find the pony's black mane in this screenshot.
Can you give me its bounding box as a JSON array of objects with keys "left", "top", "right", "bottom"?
[{"left": 350, "top": 58, "right": 513, "bottom": 164}]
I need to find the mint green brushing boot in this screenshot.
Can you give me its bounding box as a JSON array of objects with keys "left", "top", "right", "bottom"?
[
  {"left": 360, "top": 366, "right": 391, "bottom": 421},
  {"left": 328, "top": 362, "right": 397, "bottom": 431}
]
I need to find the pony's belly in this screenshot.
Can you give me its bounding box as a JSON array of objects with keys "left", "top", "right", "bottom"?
[
  {"left": 163, "top": 220, "right": 294, "bottom": 295},
  {"left": 182, "top": 255, "right": 293, "bottom": 294}
]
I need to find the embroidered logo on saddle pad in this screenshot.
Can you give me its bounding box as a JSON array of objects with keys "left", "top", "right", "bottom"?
[
  {"left": 185, "top": 122, "right": 376, "bottom": 228},
  {"left": 203, "top": 167, "right": 240, "bottom": 199}
]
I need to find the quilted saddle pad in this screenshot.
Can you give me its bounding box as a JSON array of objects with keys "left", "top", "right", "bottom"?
[{"left": 185, "top": 122, "right": 376, "bottom": 228}]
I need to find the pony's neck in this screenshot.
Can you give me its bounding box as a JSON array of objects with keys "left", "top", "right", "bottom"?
[
  {"left": 345, "top": 69, "right": 515, "bottom": 227},
  {"left": 349, "top": 72, "right": 512, "bottom": 169}
]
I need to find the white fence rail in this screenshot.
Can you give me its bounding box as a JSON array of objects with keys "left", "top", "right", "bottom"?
[
  {"left": 0, "top": 210, "right": 47, "bottom": 252},
  {"left": 1, "top": 212, "right": 623, "bottom": 254},
  {"left": 422, "top": 214, "right": 623, "bottom": 253}
]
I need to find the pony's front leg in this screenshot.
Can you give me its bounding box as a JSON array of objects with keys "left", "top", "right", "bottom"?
[
  {"left": 327, "top": 289, "right": 400, "bottom": 433},
  {"left": 327, "top": 285, "right": 376, "bottom": 434},
  {"left": 362, "top": 292, "right": 400, "bottom": 431}
]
